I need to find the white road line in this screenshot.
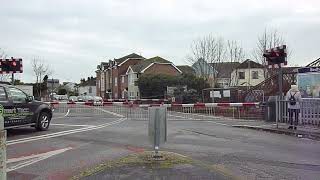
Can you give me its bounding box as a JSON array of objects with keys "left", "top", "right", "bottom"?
[
  {"left": 205, "top": 121, "right": 230, "bottom": 126},
  {"left": 52, "top": 109, "right": 70, "bottom": 119},
  {"left": 94, "top": 107, "right": 125, "bottom": 118},
  {"left": 64, "top": 109, "right": 70, "bottom": 117},
  {"left": 7, "top": 118, "right": 126, "bottom": 146},
  {"left": 168, "top": 114, "right": 192, "bottom": 119},
  {"left": 7, "top": 147, "right": 73, "bottom": 172},
  {"left": 51, "top": 123, "right": 96, "bottom": 127}
]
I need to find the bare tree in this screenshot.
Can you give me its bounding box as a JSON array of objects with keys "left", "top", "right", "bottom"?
[
  {"left": 187, "top": 35, "right": 246, "bottom": 87},
  {"left": 252, "top": 28, "right": 290, "bottom": 78},
  {"left": 226, "top": 40, "right": 246, "bottom": 86},
  {"left": 187, "top": 35, "right": 226, "bottom": 86},
  {"left": 32, "top": 58, "right": 52, "bottom": 98}
]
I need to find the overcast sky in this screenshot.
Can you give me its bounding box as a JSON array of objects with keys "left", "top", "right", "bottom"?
[{"left": 1, "top": 0, "right": 319, "bottom": 83}]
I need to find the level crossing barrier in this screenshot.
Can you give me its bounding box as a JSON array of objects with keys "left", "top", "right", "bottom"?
[{"left": 48, "top": 101, "right": 262, "bottom": 121}]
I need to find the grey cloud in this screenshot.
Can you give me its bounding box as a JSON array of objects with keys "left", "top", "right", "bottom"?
[{"left": 0, "top": 0, "right": 319, "bottom": 83}]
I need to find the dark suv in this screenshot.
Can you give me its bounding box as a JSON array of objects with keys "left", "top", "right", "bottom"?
[{"left": 0, "top": 84, "right": 53, "bottom": 131}]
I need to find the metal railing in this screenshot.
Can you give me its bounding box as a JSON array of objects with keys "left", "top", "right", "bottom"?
[{"left": 277, "top": 98, "right": 320, "bottom": 126}]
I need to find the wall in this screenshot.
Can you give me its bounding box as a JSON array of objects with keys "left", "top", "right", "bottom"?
[
  {"left": 96, "top": 71, "right": 101, "bottom": 97},
  {"left": 230, "top": 68, "right": 265, "bottom": 87},
  {"left": 127, "top": 70, "right": 140, "bottom": 99},
  {"left": 79, "top": 86, "right": 97, "bottom": 96}
]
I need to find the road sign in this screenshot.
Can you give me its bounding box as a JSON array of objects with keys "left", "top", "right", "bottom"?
[
  {"left": 148, "top": 107, "right": 167, "bottom": 154},
  {"left": 0, "top": 58, "right": 23, "bottom": 74},
  {"left": 263, "top": 45, "right": 287, "bottom": 68}
]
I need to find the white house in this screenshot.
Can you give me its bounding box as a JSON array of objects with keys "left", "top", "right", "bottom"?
[
  {"left": 78, "top": 78, "right": 96, "bottom": 96},
  {"left": 230, "top": 60, "right": 265, "bottom": 87}
]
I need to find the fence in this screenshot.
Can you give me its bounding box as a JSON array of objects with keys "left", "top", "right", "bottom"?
[
  {"left": 277, "top": 98, "right": 320, "bottom": 126},
  {"left": 50, "top": 101, "right": 263, "bottom": 121}
]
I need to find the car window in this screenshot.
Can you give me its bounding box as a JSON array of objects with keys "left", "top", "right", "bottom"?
[
  {"left": 9, "top": 87, "right": 27, "bottom": 103},
  {"left": 0, "top": 87, "right": 7, "bottom": 101}
]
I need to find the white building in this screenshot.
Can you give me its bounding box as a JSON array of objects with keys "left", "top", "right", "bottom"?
[
  {"left": 230, "top": 60, "right": 265, "bottom": 87},
  {"left": 78, "top": 78, "right": 96, "bottom": 96}
]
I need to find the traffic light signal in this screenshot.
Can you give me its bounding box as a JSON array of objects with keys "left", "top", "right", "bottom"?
[
  {"left": 264, "top": 45, "right": 287, "bottom": 67},
  {"left": 0, "top": 58, "right": 23, "bottom": 74}
]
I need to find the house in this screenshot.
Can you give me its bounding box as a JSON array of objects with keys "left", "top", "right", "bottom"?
[
  {"left": 79, "top": 77, "right": 96, "bottom": 96},
  {"left": 126, "top": 56, "right": 182, "bottom": 99},
  {"left": 176, "top": 65, "right": 196, "bottom": 75},
  {"left": 96, "top": 53, "right": 145, "bottom": 99},
  {"left": 47, "top": 79, "right": 60, "bottom": 93},
  {"left": 230, "top": 59, "right": 265, "bottom": 87},
  {"left": 192, "top": 58, "right": 215, "bottom": 86},
  {"left": 209, "top": 62, "right": 240, "bottom": 88},
  {"left": 62, "top": 82, "right": 77, "bottom": 92}
]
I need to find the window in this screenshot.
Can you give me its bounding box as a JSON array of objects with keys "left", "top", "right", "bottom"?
[
  {"left": 0, "top": 87, "right": 7, "bottom": 101},
  {"left": 252, "top": 71, "right": 259, "bottom": 79},
  {"left": 114, "top": 92, "right": 118, "bottom": 99},
  {"left": 121, "top": 76, "right": 125, "bottom": 83},
  {"left": 238, "top": 72, "right": 245, "bottom": 79},
  {"left": 9, "top": 87, "right": 27, "bottom": 103},
  {"left": 136, "top": 92, "right": 139, "bottom": 97},
  {"left": 114, "top": 77, "right": 118, "bottom": 86},
  {"left": 129, "top": 73, "right": 135, "bottom": 85},
  {"left": 89, "top": 87, "right": 92, "bottom": 93}
]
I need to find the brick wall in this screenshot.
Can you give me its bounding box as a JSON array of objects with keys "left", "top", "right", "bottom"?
[
  {"left": 112, "top": 59, "right": 142, "bottom": 99},
  {"left": 96, "top": 71, "right": 101, "bottom": 97}
]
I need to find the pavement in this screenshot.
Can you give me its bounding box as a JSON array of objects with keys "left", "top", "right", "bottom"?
[
  {"left": 233, "top": 123, "right": 320, "bottom": 140},
  {"left": 6, "top": 106, "right": 320, "bottom": 180}
]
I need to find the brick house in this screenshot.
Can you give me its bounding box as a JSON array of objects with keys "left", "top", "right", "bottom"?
[
  {"left": 126, "top": 56, "right": 182, "bottom": 99},
  {"left": 96, "top": 53, "right": 145, "bottom": 99}
]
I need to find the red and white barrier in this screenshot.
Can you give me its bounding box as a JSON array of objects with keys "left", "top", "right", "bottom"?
[{"left": 48, "top": 101, "right": 260, "bottom": 108}]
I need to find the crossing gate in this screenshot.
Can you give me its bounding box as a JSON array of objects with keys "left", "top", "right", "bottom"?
[{"left": 49, "top": 101, "right": 262, "bottom": 121}]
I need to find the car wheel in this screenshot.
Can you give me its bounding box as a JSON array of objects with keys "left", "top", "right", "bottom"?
[{"left": 36, "top": 112, "right": 51, "bottom": 131}]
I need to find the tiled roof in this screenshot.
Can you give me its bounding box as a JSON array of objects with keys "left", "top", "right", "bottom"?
[
  {"left": 209, "top": 62, "right": 240, "bottom": 78},
  {"left": 114, "top": 53, "right": 145, "bottom": 64},
  {"left": 237, "top": 60, "right": 264, "bottom": 69},
  {"left": 131, "top": 56, "right": 171, "bottom": 73},
  {"left": 176, "top": 65, "right": 195, "bottom": 75}
]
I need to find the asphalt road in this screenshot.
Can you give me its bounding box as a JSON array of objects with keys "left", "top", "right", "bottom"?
[{"left": 6, "top": 106, "right": 320, "bottom": 180}]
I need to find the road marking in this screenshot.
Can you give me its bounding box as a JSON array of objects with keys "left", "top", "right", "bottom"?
[
  {"left": 94, "top": 107, "right": 125, "bottom": 118},
  {"left": 64, "top": 109, "right": 70, "bottom": 117},
  {"left": 51, "top": 123, "right": 97, "bottom": 127},
  {"left": 205, "top": 121, "right": 230, "bottom": 126},
  {"left": 7, "top": 147, "right": 72, "bottom": 172},
  {"left": 52, "top": 109, "right": 70, "bottom": 119},
  {"left": 7, "top": 118, "right": 126, "bottom": 146}
]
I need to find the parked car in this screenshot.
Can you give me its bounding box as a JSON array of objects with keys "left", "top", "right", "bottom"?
[
  {"left": 0, "top": 84, "right": 53, "bottom": 131},
  {"left": 93, "top": 96, "right": 103, "bottom": 105},
  {"left": 69, "top": 96, "right": 78, "bottom": 102}
]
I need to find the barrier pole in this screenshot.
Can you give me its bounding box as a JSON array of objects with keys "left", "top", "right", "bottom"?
[
  {"left": 276, "top": 96, "right": 279, "bottom": 129},
  {"left": 0, "top": 114, "right": 6, "bottom": 179}
]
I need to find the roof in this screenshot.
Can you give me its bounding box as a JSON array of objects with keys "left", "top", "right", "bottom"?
[
  {"left": 176, "top": 65, "right": 195, "bottom": 75},
  {"left": 209, "top": 62, "right": 241, "bottom": 78},
  {"left": 236, "top": 60, "right": 264, "bottom": 69},
  {"left": 114, "top": 53, "right": 144, "bottom": 65},
  {"left": 131, "top": 56, "right": 172, "bottom": 73},
  {"left": 80, "top": 78, "right": 96, "bottom": 87}
]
